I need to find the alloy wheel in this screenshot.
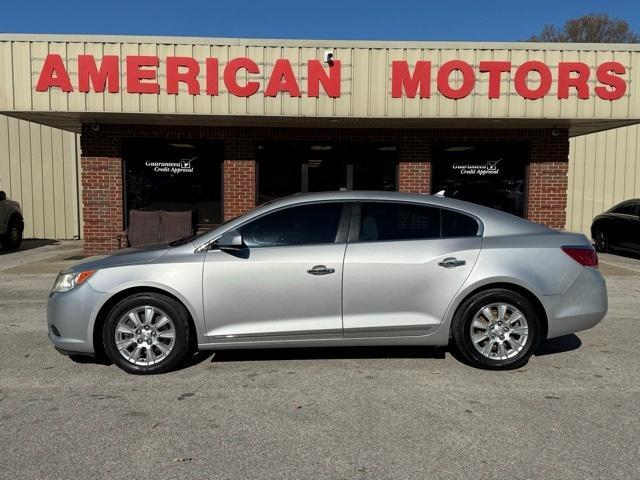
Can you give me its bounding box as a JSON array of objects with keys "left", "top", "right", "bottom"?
[
  {"left": 469, "top": 302, "right": 529, "bottom": 361},
  {"left": 114, "top": 306, "right": 176, "bottom": 366}
]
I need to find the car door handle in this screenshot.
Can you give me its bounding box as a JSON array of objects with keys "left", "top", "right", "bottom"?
[
  {"left": 438, "top": 257, "right": 466, "bottom": 268},
  {"left": 307, "top": 265, "right": 335, "bottom": 275}
]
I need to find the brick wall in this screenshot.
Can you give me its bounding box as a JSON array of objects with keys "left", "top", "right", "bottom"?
[
  {"left": 80, "top": 124, "right": 569, "bottom": 254},
  {"left": 527, "top": 131, "right": 570, "bottom": 229},
  {"left": 81, "top": 156, "right": 123, "bottom": 255}
]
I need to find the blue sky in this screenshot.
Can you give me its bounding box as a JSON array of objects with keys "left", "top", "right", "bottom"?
[{"left": 2, "top": 0, "right": 640, "bottom": 41}]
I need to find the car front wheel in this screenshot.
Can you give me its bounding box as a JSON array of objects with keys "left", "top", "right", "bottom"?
[
  {"left": 451, "top": 288, "right": 541, "bottom": 370},
  {"left": 102, "top": 292, "right": 192, "bottom": 374}
]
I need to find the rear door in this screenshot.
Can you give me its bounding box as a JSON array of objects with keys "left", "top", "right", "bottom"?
[{"left": 342, "top": 201, "right": 481, "bottom": 337}]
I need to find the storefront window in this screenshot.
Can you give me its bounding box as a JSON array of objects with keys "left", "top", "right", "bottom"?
[
  {"left": 432, "top": 143, "right": 527, "bottom": 217},
  {"left": 257, "top": 142, "right": 397, "bottom": 205},
  {"left": 124, "top": 139, "right": 223, "bottom": 227}
]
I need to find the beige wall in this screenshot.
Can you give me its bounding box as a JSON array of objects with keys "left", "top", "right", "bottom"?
[
  {"left": 0, "top": 34, "right": 638, "bottom": 121},
  {"left": 0, "top": 115, "right": 80, "bottom": 239},
  {"left": 567, "top": 124, "right": 640, "bottom": 237}
]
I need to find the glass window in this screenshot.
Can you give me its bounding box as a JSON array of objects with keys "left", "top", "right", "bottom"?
[
  {"left": 257, "top": 142, "right": 398, "bottom": 205},
  {"left": 442, "top": 209, "right": 479, "bottom": 237},
  {"left": 360, "top": 202, "right": 440, "bottom": 242},
  {"left": 432, "top": 143, "right": 527, "bottom": 217},
  {"left": 124, "top": 139, "right": 223, "bottom": 227},
  {"left": 239, "top": 203, "right": 344, "bottom": 248},
  {"left": 613, "top": 203, "right": 634, "bottom": 215}
]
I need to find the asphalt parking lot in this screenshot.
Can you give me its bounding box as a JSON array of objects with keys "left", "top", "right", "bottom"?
[{"left": 1, "top": 242, "right": 639, "bottom": 479}]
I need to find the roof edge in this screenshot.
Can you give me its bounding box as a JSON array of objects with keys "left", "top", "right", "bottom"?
[{"left": 1, "top": 32, "right": 640, "bottom": 52}]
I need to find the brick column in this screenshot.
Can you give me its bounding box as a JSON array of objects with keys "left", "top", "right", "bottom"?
[
  {"left": 223, "top": 139, "right": 256, "bottom": 220},
  {"left": 526, "top": 130, "right": 569, "bottom": 230},
  {"left": 81, "top": 156, "right": 124, "bottom": 255},
  {"left": 398, "top": 139, "right": 431, "bottom": 194}
]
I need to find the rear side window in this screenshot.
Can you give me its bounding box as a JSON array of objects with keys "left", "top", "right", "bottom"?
[
  {"left": 442, "top": 209, "right": 479, "bottom": 237},
  {"left": 358, "top": 202, "right": 479, "bottom": 242},
  {"left": 239, "top": 202, "right": 343, "bottom": 248},
  {"left": 359, "top": 202, "right": 440, "bottom": 241}
]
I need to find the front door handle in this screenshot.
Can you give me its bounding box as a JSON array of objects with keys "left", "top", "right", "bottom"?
[
  {"left": 307, "top": 265, "right": 335, "bottom": 275},
  {"left": 438, "top": 257, "right": 466, "bottom": 268}
]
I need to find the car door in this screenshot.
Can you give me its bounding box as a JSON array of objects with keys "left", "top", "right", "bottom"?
[
  {"left": 628, "top": 203, "right": 640, "bottom": 252},
  {"left": 612, "top": 203, "right": 637, "bottom": 251},
  {"left": 342, "top": 201, "right": 481, "bottom": 337},
  {"left": 202, "top": 201, "right": 349, "bottom": 340}
]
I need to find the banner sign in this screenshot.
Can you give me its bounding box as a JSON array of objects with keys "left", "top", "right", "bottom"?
[{"left": 35, "top": 54, "right": 627, "bottom": 101}]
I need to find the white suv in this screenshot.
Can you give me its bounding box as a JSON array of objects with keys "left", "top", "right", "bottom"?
[{"left": 0, "top": 191, "right": 23, "bottom": 250}]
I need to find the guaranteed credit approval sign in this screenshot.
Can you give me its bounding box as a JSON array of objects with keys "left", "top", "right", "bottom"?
[{"left": 34, "top": 53, "right": 627, "bottom": 101}]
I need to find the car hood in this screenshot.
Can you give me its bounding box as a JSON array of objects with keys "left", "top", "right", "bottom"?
[{"left": 62, "top": 243, "right": 171, "bottom": 273}]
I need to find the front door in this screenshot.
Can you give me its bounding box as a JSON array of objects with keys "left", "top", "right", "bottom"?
[
  {"left": 202, "top": 202, "right": 348, "bottom": 340},
  {"left": 342, "top": 202, "right": 481, "bottom": 337}
]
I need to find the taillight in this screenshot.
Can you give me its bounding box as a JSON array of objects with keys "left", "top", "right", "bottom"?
[{"left": 562, "top": 246, "right": 599, "bottom": 268}]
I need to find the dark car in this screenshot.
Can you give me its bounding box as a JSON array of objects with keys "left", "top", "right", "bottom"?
[{"left": 591, "top": 199, "right": 640, "bottom": 255}]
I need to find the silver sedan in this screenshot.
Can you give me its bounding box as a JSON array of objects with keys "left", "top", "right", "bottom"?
[{"left": 47, "top": 191, "right": 607, "bottom": 374}]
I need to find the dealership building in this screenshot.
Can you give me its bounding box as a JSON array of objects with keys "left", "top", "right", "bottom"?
[{"left": 0, "top": 34, "right": 639, "bottom": 254}]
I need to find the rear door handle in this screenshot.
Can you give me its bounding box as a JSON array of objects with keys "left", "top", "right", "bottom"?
[
  {"left": 307, "top": 265, "right": 335, "bottom": 275},
  {"left": 438, "top": 257, "right": 466, "bottom": 268}
]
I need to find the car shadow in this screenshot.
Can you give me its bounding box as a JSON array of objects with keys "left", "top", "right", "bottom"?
[
  {"left": 0, "top": 238, "right": 59, "bottom": 255},
  {"left": 208, "top": 345, "right": 446, "bottom": 363},
  {"left": 534, "top": 334, "right": 582, "bottom": 356}
]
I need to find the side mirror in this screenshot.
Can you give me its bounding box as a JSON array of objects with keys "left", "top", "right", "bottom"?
[
  {"left": 216, "top": 229, "right": 244, "bottom": 251},
  {"left": 0, "top": 191, "right": 6, "bottom": 202}
]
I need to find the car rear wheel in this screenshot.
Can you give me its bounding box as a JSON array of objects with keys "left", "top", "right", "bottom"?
[
  {"left": 451, "top": 288, "right": 541, "bottom": 370},
  {"left": 103, "top": 292, "right": 192, "bottom": 374},
  {"left": 593, "top": 230, "right": 609, "bottom": 253},
  {"left": 1, "top": 216, "right": 22, "bottom": 250}
]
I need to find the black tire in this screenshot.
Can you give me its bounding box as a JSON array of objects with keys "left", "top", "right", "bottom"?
[
  {"left": 102, "top": 292, "right": 193, "bottom": 374},
  {"left": 593, "top": 229, "right": 609, "bottom": 253},
  {"left": 451, "top": 288, "right": 541, "bottom": 370},
  {"left": 1, "top": 216, "right": 23, "bottom": 250}
]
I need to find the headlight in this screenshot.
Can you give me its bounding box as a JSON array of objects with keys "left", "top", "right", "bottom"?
[{"left": 51, "top": 270, "right": 96, "bottom": 293}]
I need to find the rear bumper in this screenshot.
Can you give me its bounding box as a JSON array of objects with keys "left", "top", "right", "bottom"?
[
  {"left": 47, "top": 282, "right": 105, "bottom": 355},
  {"left": 544, "top": 267, "right": 608, "bottom": 339}
]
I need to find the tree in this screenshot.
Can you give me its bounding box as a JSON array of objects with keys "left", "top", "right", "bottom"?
[{"left": 527, "top": 13, "right": 640, "bottom": 43}]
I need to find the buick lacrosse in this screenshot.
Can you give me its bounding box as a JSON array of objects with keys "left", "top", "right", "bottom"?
[{"left": 48, "top": 191, "right": 607, "bottom": 374}]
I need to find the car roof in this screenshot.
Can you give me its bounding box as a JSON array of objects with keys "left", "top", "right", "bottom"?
[{"left": 192, "top": 190, "right": 551, "bottom": 248}]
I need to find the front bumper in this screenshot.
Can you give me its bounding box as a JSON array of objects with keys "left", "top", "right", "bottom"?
[
  {"left": 47, "top": 281, "right": 105, "bottom": 355},
  {"left": 544, "top": 267, "right": 608, "bottom": 339}
]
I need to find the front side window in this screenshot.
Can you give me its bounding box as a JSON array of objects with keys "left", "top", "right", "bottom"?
[
  {"left": 239, "top": 203, "right": 344, "bottom": 248},
  {"left": 359, "top": 202, "right": 440, "bottom": 242}
]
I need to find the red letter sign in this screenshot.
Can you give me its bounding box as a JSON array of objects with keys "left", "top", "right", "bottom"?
[
  {"left": 206, "top": 58, "right": 218, "bottom": 96},
  {"left": 514, "top": 61, "right": 552, "bottom": 99},
  {"left": 78, "top": 55, "right": 119, "bottom": 93},
  {"left": 479, "top": 61, "right": 511, "bottom": 99},
  {"left": 126, "top": 56, "right": 160, "bottom": 94},
  {"left": 36, "top": 54, "right": 73, "bottom": 92},
  {"left": 167, "top": 56, "right": 200, "bottom": 95},
  {"left": 391, "top": 60, "right": 431, "bottom": 98},
  {"left": 595, "top": 62, "right": 626, "bottom": 100},
  {"left": 557, "top": 62, "right": 590, "bottom": 99},
  {"left": 308, "top": 60, "right": 341, "bottom": 98},
  {"left": 224, "top": 58, "right": 260, "bottom": 97},
  {"left": 437, "top": 60, "right": 475, "bottom": 99},
  {"left": 265, "top": 59, "right": 301, "bottom": 97}
]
